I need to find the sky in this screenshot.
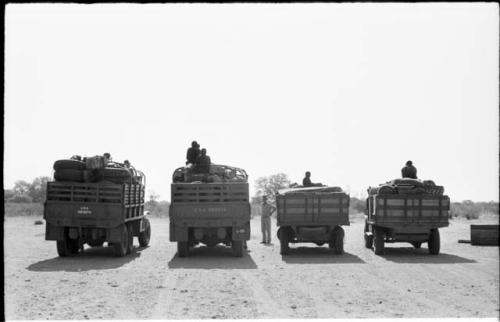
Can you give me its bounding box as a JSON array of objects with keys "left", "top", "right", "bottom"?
[{"left": 4, "top": 3, "right": 499, "bottom": 202}]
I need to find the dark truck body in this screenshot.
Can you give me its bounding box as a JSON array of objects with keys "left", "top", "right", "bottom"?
[
  {"left": 276, "top": 187, "right": 350, "bottom": 255},
  {"left": 365, "top": 194, "right": 450, "bottom": 255},
  {"left": 44, "top": 181, "right": 151, "bottom": 257},
  {"left": 169, "top": 182, "right": 251, "bottom": 257}
]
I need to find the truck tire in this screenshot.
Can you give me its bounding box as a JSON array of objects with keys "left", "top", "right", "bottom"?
[
  {"left": 53, "top": 159, "right": 86, "bottom": 171},
  {"left": 332, "top": 227, "right": 344, "bottom": 255},
  {"left": 138, "top": 218, "right": 151, "bottom": 247},
  {"left": 279, "top": 228, "right": 290, "bottom": 255},
  {"left": 113, "top": 225, "right": 129, "bottom": 257},
  {"left": 428, "top": 229, "right": 440, "bottom": 255},
  {"left": 54, "top": 169, "right": 84, "bottom": 182},
  {"left": 232, "top": 240, "right": 244, "bottom": 257},
  {"left": 373, "top": 228, "right": 385, "bottom": 255},
  {"left": 411, "top": 242, "right": 422, "bottom": 249},
  {"left": 364, "top": 223, "right": 374, "bottom": 248},
  {"left": 56, "top": 236, "right": 79, "bottom": 257},
  {"left": 177, "top": 242, "right": 189, "bottom": 257},
  {"left": 126, "top": 223, "right": 134, "bottom": 254}
]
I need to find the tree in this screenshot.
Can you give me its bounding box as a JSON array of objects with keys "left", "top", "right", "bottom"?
[
  {"left": 13, "top": 180, "right": 31, "bottom": 196},
  {"left": 28, "top": 176, "right": 50, "bottom": 203},
  {"left": 254, "top": 173, "right": 292, "bottom": 203}
]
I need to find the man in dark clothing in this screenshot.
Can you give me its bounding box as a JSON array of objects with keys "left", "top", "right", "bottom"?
[
  {"left": 186, "top": 141, "right": 200, "bottom": 165},
  {"left": 401, "top": 160, "right": 418, "bottom": 179},
  {"left": 303, "top": 171, "right": 313, "bottom": 186},
  {"left": 195, "top": 148, "right": 211, "bottom": 174}
]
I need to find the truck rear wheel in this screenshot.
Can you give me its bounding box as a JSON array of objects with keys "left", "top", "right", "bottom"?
[
  {"left": 177, "top": 242, "right": 189, "bottom": 257},
  {"left": 138, "top": 218, "right": 151, "bottom": 247},
  {"left": 232, "top": 240, "right": 244, "bottom": 257},
  {"left": 113, "top": 225, "right": 129, "bottom": 257},
  {"left": 331, "top": 227, "right": 345, "bottom": 255},
  {"left": 278, "top": 228, "right": 290, "bottom": 255},
  {"left": 428, "top": 229, "right": 440, "bottom": 255},
  {"left": 126, "top": 223, "right": 134, "bottom": 254},
  {"left": 56, "top": 236, "right": 79, "bottom": 257},
  {"left": 373, "top": 228, "right": 385, "bottom": 255}
]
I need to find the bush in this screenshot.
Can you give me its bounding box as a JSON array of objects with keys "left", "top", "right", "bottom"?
[
  {"left": 145, "top": 200, "right": 170, "bottom": 218},
  {"left": 450, "top": 200, "right": 499, "bottom": 220},
  {"left": 5, "top": 203, "right": 43, "bottom": 217}
]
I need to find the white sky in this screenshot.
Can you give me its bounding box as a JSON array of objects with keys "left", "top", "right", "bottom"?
[{"left": 4, "top": 3, "right": 499, "bottom": 202}]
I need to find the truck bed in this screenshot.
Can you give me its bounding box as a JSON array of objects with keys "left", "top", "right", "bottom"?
[
  {"left": 367, "top": 194, "right": 450, "bottom": 228},
  {"left": 276, "top": 192, "right": 350, "bottom": 226},
  {"left": 44, "top": 182, "right": 145, "bottom": 228}
]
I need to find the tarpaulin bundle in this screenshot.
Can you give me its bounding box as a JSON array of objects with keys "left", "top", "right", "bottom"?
[
  {"left": 277, "top": 186, "right": 344, "bottom": 195},
  {"left": 368, "top": 178, "right": 444, "bottom": 196},
  {"left": 172, "top": 164, "right": 248, "bottom": 183}
]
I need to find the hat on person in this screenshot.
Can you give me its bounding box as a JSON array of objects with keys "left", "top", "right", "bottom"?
[{"left": 406, "top": 160, "right": 413, "bottom": 166}]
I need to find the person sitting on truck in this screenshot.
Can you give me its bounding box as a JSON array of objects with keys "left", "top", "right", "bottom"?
[
  {"left": 195, "top": 148, "right": 211, "bottom": 174},
  {"left": 401, "top": 160, "right": 418, "bottom": 179},
  {"left": 261, "top": 195, "right": 276, "bottom": 244},
  {"left": 186, "top": 141, "right": 201, "bottom": 165},
  {"left": 103, "top": 153, "right": 112, "bottom": 164},
  {"left": 303, "top": 171, "right": 320, "bottom": 187}
]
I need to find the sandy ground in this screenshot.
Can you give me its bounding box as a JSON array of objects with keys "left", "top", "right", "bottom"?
[{"left": 4, "top": 214, "right": 499, "bottom": 320}]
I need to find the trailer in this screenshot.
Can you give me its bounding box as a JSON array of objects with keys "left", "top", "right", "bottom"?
[
  {"left": 365, "top": 193, "right": 450, "bottom": 255},
  {"left": 276, "top": 186, "right": 350, "bottom": 255}
]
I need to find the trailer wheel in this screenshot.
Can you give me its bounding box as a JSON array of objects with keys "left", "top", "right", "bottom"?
[
  {"left": 278, "top": 228, "right": 290, "bottom": 255},
  {"left": 113, "top": 225, "right": 129, "bottom": 257},
  {"left": 177, "top": 242, "right": 189, "bottom": 257},
  {"left": 331, "top": 227, "right": 344, "bottom": 255},
  {"left": 428, "top": 229, "right": 440, "bottom": 255},
  {"left": 373, "top": 228, "right": 385, "bottom": 255},
  {"left": 126, "top": 223, "right": 134, "bottom": 254},
  {"left": 364, "top": 222, "right": 374, "bottom": 248},
  {"left": 138, "top": 218, "right": 151, "bottom": 247},
  {"left": 411, "top": 242, "right": 422, "bottom": 249},
  {"left": 56, "top": 236, "right": 79, "bottom": 257},
  {"left": 232, "top": 240, "right": 244, "bottom": 257}
]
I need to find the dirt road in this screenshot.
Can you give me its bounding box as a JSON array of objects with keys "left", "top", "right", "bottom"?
[{"left": 4, "top": 215, "right": 499, "bottom": 319}]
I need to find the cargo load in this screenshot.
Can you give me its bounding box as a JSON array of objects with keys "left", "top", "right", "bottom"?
[
  {"left": 52, "top": 157, "right": 143, "bottom": 185},
  {"left": 367, "top": 178, "right": 444, "bottom": 196},
  {"left": 172, "top": 164, "right": 248, "bottom": 184}
]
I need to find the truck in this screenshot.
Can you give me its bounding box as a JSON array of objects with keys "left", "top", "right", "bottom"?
[
  {"left": 44, "top": 167, "right": 151, "bottom": 257},
  {"left": 169, "top": 165, "right": 251, "bottom": 257},
  {"left": 364, "top": 180, "right": 450, "bottom": 255},
  {"left": 276, "top": 186, "right": 350, "bottom": 255}
]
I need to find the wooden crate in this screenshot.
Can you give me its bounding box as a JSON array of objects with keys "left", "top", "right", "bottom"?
[{"left": 471, "top": 225, "right": 499, "bottom": 246}]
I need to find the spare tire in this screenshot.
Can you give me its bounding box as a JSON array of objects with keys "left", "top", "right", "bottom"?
[
  {"left": 54, "top": 169, "right": 84, "bottom": 182},
  {"left": 378, "top": 185, "right": 395, "bottom": 195},
  {"left": 423, "top": 180, "right": 436, "bottom": 186},
  {"left": 53, "top": 159, "right": 86, "bottom": 171},
  {"left": 98, "top": 168, "right": 132, "bottom": 178},
  {"left": 411, "top": 187, "right": 426, "bottom": 194}
]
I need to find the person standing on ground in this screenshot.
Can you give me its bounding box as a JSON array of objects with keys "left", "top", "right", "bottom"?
[
  {"left": 401, "top": 160, "right": 418, "bottom": 179},
  {"left": 195, "top": 148, "right": 211, "bottom": 174},
  {"left": 261, "top": 195, "right": 276, "bottom": 244},
  {"left": 186, "top": 141, "right": 201, "bottom": 165}
]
